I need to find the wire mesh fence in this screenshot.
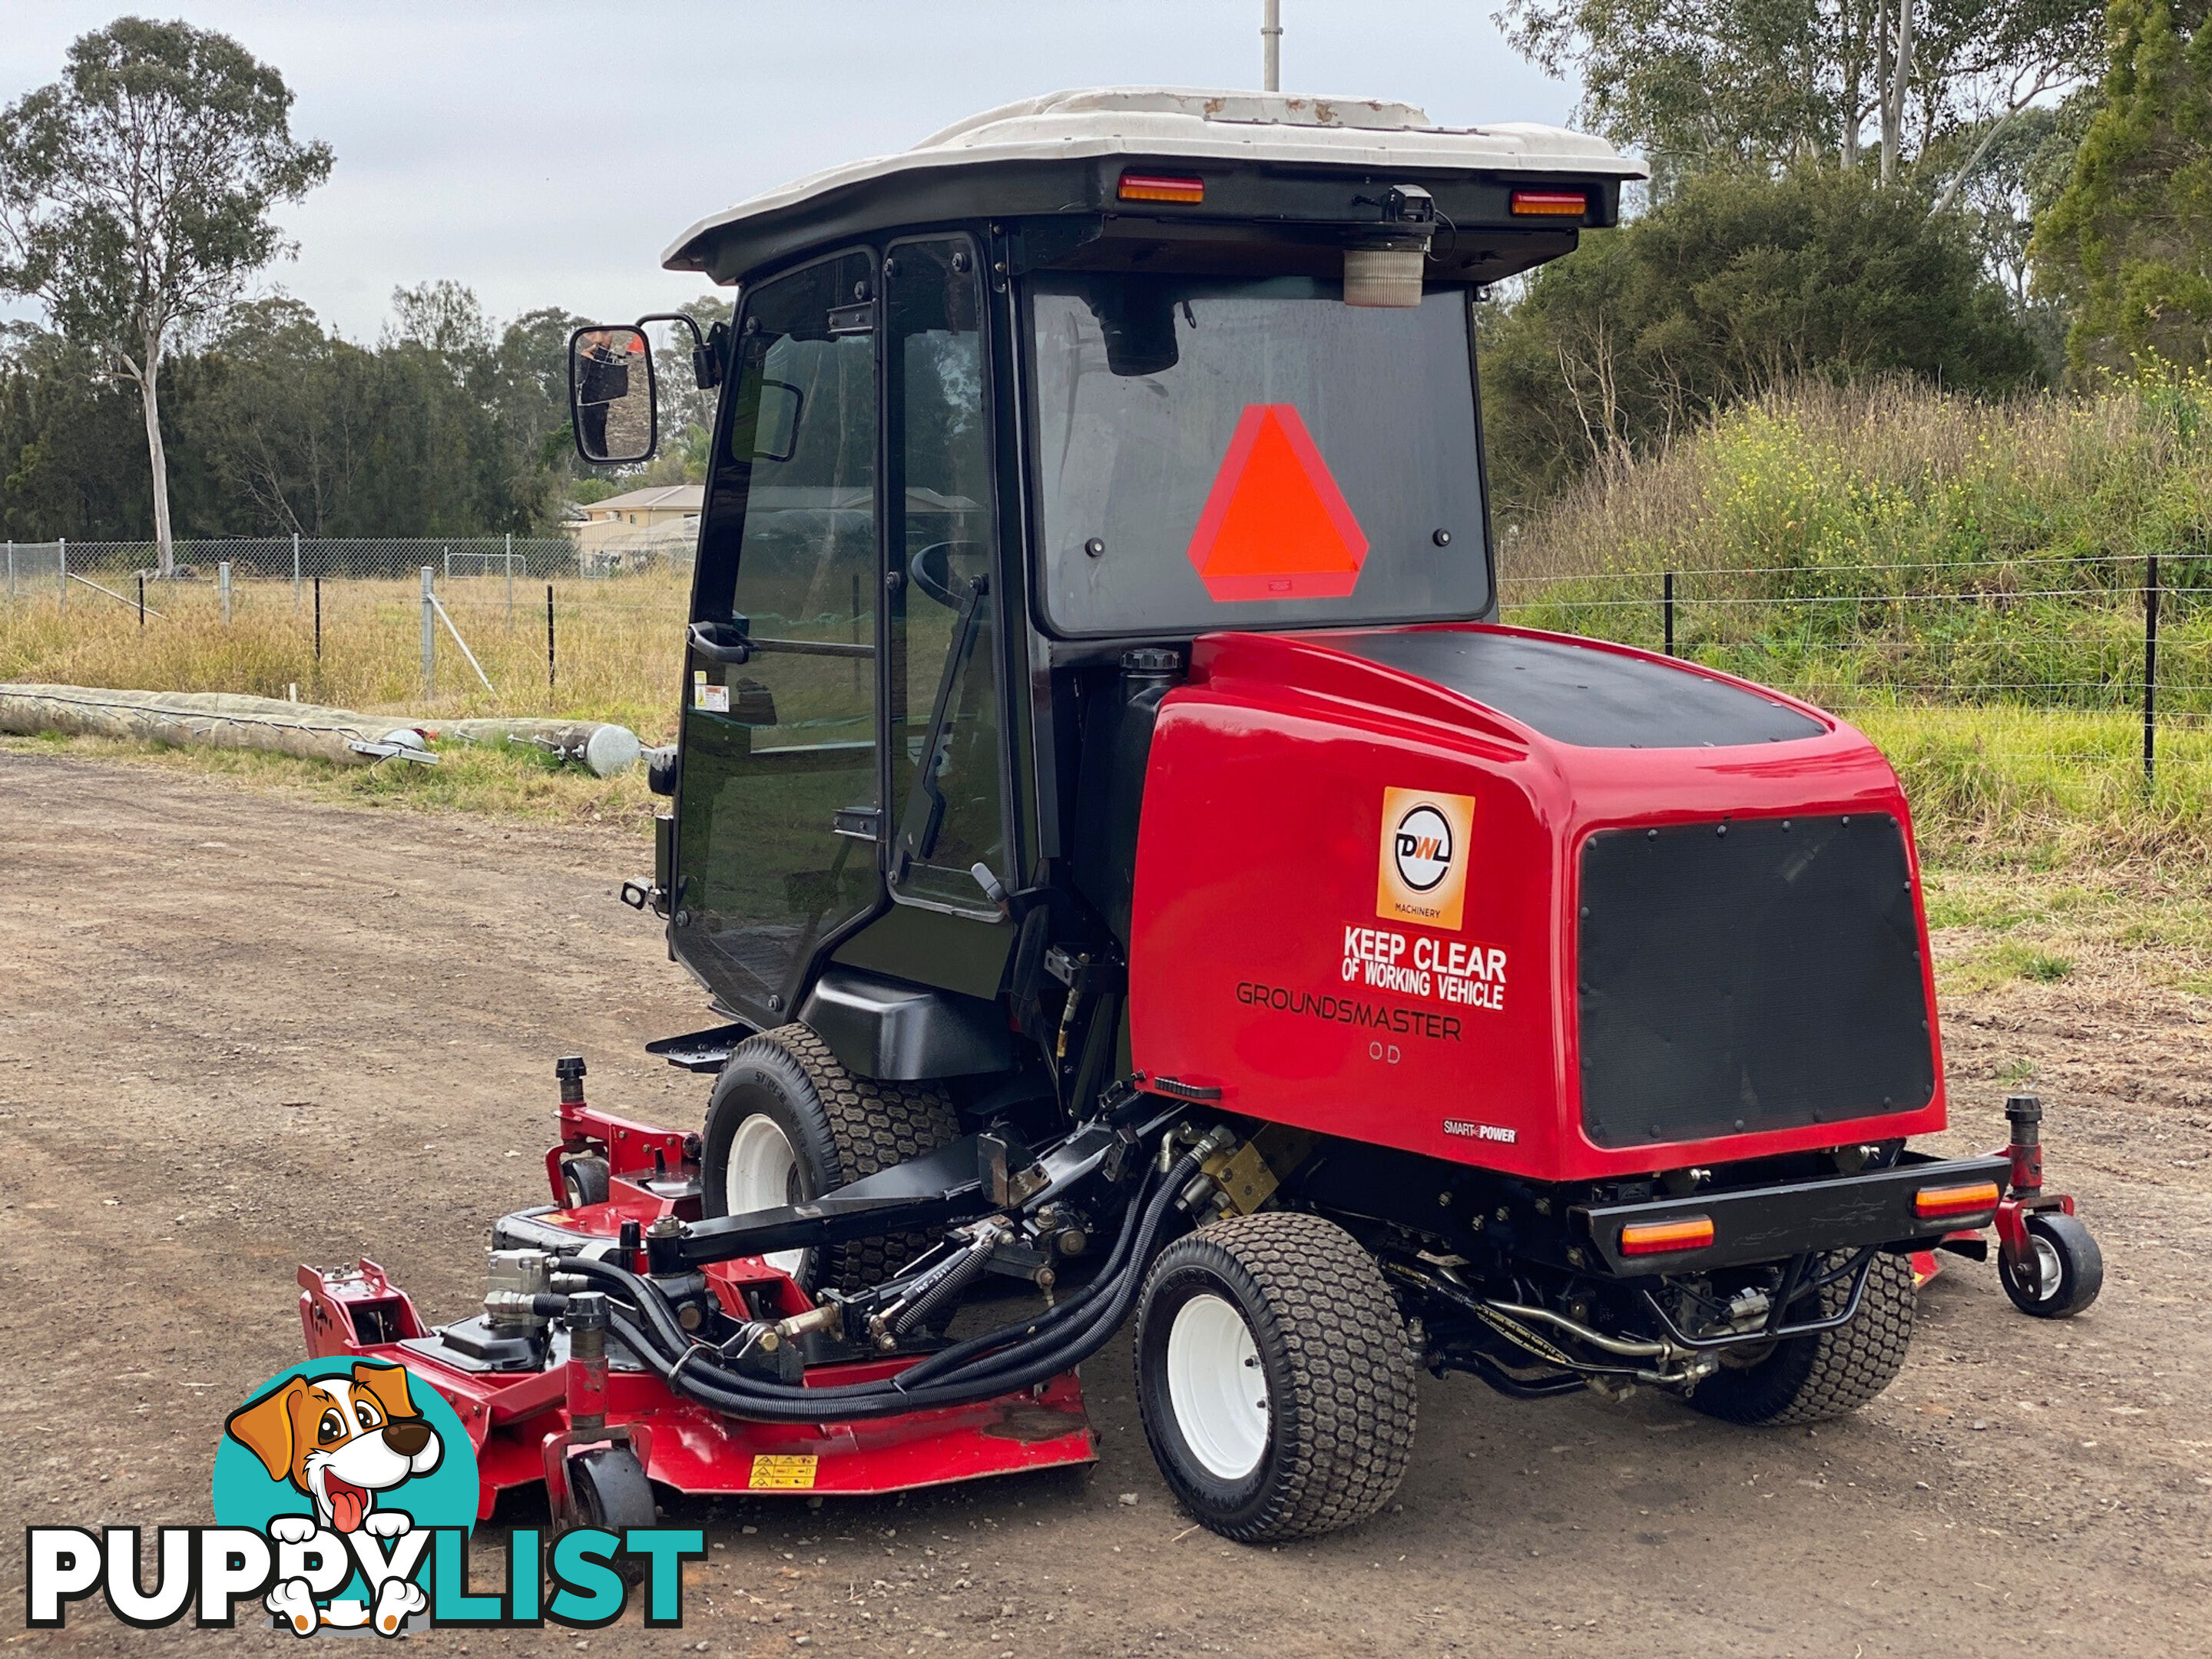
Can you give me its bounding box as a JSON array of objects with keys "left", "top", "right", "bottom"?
[
  {"left": 2, "top": 535, "right": 604, "bottom": 586},
  {"left": 0, "top": 538, "right": 691, "bottom": 737},
  {"left": 1498, "top": 550, "right": 2212, "bottom": 774},
  {"left": 5, "top": 539, "right": 2209, "bottom": 780}
]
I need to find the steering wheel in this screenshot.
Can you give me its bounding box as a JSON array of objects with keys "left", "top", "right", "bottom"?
[{"left": 907, "top": 541, "right": 983, "bottom": 609}]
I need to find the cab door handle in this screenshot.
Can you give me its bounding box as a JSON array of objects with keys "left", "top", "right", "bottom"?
[{"left": 687, "top": 619, "right": 753, "bottom": 664}]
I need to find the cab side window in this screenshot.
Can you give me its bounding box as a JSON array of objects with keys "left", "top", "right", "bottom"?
[{"left": 886, "top": 236, "right": 1006, "bottom": 911}]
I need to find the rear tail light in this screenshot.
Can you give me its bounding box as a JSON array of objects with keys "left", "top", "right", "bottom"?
[
  {"left": 1915, "top": 1181, "right": 2000, "bottom": 1220},
  {"left": 1118, "top": 171, "right": 1205, "bottom": 204},
  {"left": 1510, "top": 189, "right": 1587, "bottom": 217},
  {"left": 1619, "top": 1216, "right": 1714, "bottom": 1256}
]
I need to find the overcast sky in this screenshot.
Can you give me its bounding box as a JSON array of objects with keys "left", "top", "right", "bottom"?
[{"left": 2, "top": 2, "right": 1579, "bottom": 341}]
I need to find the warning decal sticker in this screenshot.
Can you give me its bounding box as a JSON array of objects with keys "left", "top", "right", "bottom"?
[
  {"left": 747, "top": 1454, "right": 820, "bottom": 1490},
  {"left": 1185, "top": 403, "right": 1369, "bottom": 602}
]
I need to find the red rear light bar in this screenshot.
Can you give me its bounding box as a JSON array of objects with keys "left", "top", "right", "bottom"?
[
  {"left": 1915, "top": 1180, "right": 2001, "bottom": 1220},
  {"left": 1510, "top": 189, "right": 1588, "bottom": 217},
  {"left": 1118, "top": 171, "right": 1205, "bottom": 204},
  {"left": 1619, "top": 1215, "right": 1714, "bottom": 1256}
]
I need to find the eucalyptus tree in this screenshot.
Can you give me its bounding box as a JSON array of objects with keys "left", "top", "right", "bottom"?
[
  {"left": 1495, "top": 0, "right": 2101, "bottom": 194},
  {"left": 0, "top": 18, "right": 330, "bottom": 574}
]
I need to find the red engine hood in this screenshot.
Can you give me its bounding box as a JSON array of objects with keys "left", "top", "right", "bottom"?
[{"left": 1127, "top": 622, "right": 1946, "bottom": 1184}]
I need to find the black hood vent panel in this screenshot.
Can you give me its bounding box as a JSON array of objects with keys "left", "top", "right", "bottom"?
[
  {"left": 1576, "top": 813, "right": 1936, "bottom": 1148},
  {"left": 1336, "top": 629, "right": 1823, "bottom": 749}
]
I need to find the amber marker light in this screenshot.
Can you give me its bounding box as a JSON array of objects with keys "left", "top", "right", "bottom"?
[
  {"left": 1510, "top": 189, "right": 1588, "bottom": 216},
  {"left": 1915, "top": 1181, "right": 2001, "bottom": 1220},
  {"left": 1619, "top": 1216, "right": 1714, "bottom": 1256},
  {"left": 1118, "top": 171, "right": 1205, "bottom": 204}
]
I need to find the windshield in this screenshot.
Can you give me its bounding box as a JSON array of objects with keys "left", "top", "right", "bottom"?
[{"left": 1025, "top": 275, "right": 1489, "bottom": 637}]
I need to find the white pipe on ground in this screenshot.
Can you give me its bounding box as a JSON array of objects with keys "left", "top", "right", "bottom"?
[{"left": 0, "top": 686, "right": 646, "bottom": 776}]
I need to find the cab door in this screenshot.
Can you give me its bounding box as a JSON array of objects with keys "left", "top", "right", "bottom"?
[
  {"left": 674, "top": 249, "right": 881, "bottom": 1018},
  {"left": 882, "top": 235, "right": 1012, "bottom": 916}
]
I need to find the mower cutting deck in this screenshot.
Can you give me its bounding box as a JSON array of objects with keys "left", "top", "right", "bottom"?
[{"left": 299, "top": 1096, "right": 1094, "bottom": 1527}]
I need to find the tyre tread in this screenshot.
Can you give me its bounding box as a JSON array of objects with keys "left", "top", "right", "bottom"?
[
  {"left": 1138, "top": 1210, "right": 1417, "bottom": 1542},
  {"left": 754, "top": 1022, "right": 959, "bottom": 1291},
  {"left": 1689, "top": 1250, "right": 1916, "bottom": 1427}
]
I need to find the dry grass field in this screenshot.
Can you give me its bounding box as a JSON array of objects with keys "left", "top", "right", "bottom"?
[{"left": 0, "top": 566, "right": 691, "bottom": 739}]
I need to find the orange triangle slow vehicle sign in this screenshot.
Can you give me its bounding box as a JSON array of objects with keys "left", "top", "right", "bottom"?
[{"left": 1185, "top": 403, "right": 1370, "bottom": 601}]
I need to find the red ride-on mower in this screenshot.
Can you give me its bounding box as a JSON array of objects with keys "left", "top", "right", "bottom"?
[{"left": 302, "top": 88, "right": 2101, "bottom": 1544}]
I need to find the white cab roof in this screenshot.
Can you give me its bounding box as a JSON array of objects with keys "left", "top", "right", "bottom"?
[{"left": 664, "top": 86, "right": 1641, "bottom": 273}]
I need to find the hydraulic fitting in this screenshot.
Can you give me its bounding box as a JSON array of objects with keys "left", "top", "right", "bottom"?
[
  {"left": 773, "top": 1303, "right": 843, "bottom": 1344},
  {"left": 563, "top": 1290, "right": 610, "bottom": 1430},
  {"left": 484, "top": 1248, "right": 556, "bottom": 1333},
  {"left": 555, "top": 1055, "right": 587, "bottom": 1105},
  {"left": 2005, "top": 1093, "right": 2044, "bottom": 1196},
  {"left": 644, "top": 1214, "right": 688, "bottom": 1274}
]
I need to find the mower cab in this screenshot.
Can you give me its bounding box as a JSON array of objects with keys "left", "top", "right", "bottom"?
[{"left": 308, "top": 88, "right": 2100, "bottom": 1547}]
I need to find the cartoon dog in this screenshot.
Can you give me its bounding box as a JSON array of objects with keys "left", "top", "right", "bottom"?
[{"left": 225, "top": 1361, "right": 443, "bottom": 1535}]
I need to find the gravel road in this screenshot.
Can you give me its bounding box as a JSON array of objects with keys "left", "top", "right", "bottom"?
[{"left": 3, "top": 749, "right": 2207, "bottom": 1656}]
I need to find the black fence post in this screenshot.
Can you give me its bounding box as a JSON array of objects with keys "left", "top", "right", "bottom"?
[
  {"left": 313, "top": 575, "right": 323, "bottom": 661},
  {"left": 1664, "top": 571, "right": 1676, "bottom": 657},
  {"left": 2144, "top": 550, "right": 2160, "bottom": 783},
  {"left": 546, "top": 583, "right": 556, "bottom": 687},
  {"left": 137, "top": 573, "right": 145, "bottom": 628}
]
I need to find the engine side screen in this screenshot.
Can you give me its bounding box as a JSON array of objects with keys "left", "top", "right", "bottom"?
[{"left": 1576, "top": 814, "right": 1936, "bottom": 1149}]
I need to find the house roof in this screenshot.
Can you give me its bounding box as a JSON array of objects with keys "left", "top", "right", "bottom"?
[
  {"left": 663, "top": 85, "right": 1643, "bottom": 283},
  {"left": 582, "top": 485, "right": 704, "bottom": 515}
]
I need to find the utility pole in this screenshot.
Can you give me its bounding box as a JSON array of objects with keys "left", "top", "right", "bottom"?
[{"left": 1263, "top": 0, "right": 1281, "bottom": 91}]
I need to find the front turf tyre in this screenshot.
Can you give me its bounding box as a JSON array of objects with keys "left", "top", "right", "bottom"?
[
  {"left": 1998, "top": 1211, "right": 2103, "bottom": 1318},
  {"left": 699, "top": 1024, "right": 958, "bottom": 1293},
  {"left": 1134, "top": 1211, "right": 1418, "bottom": 1543},
  {"left": 1687, "top": 1249, "right": 1916, "bottom": 1428}
]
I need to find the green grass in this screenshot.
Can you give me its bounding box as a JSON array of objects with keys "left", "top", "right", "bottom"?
[{"left": 1499, "top": 373, "right": 2212, "bottom": 718}]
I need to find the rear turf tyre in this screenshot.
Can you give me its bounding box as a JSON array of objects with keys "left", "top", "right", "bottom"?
[
  {"left": 1134, "top": 1211, "right": 1418, "bottom": 1543},
  {"left": 699, "top": 1024, "right": 959, "bottom": 1293},
  {"left": 1687, "top": 1249, "right": 1916, "bottom": 1427},
  {"left": 1998, "top": 1212, "right": 2103, "bottom": 1318}
]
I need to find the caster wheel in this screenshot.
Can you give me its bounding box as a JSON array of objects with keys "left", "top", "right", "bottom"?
[
  {"left": 1998, "top": 1212, "right": 2103, "bottom": 1318},
  {"left": 569, "top": 1447, "right": 657, "bottom": 1580},
  {"left": 561, "top": 1154, "right": 611, "bottom": 1209}
]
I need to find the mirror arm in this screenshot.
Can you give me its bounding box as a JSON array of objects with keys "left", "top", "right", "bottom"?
[
  {"left": 634, "top": 311, "right": 704, "bottom": 349},
  {"left": 634, "top": 311, "right": 725, "bottom": 390}
]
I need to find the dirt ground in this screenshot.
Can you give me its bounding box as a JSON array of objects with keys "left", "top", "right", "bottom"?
[{"left": 4, "top": 747, "right": 2210, "bottom": 1657}]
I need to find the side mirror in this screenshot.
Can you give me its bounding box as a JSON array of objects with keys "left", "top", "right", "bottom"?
[{"left": 568, "top": 324, "right": 657, "bottom": 464}]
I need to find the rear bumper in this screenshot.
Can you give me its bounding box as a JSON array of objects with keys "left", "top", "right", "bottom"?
[{"left": 1575, "top": 1153, "right": 2009, "bottom": 1276}]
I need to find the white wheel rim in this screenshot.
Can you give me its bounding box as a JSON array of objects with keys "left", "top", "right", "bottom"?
[
  {"left": 726, "top": 1114, "right": 804, "bottom": 1276},
  {"left": 2030, "top": 1233, "right": 2063, "bottom": 1302},
  {"left": 1166, "top": 1293, "right": 1270, "bottom": 1482}
]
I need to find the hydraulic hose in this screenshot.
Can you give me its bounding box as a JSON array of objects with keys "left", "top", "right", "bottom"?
[
  {"left": 651, "top": 1157, "right": 1189, "bottom": 1415},
  {"left": 895, "top": 1155, "right": 1193, "bottom": 1395},
  {"left": 892, "top": 1158, "right": 1165, "bottom": 1389},
  {"left": 592, "top": 1151, "right": 1202, "bottom": 1422},
  {"left": 563, "top": 1255, "right": 696, "bottom": 1356}
]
